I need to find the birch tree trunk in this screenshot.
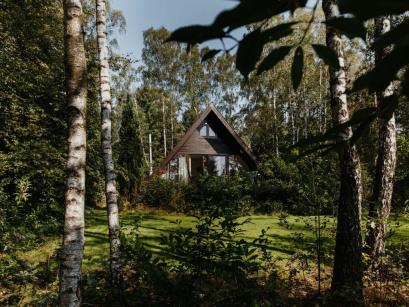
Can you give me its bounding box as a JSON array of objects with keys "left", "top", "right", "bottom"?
[
  {"left": 365, "top": 16, "right": 397, "bottom": 259},
  {"left": 323, "top": 0, "right": 364, "bottom": 302},
  {"left": 162, "top": 98, "right": 167, "bottom": 156},
  {"left": 272, "top": 88, "right": 279, "bottom": 156},
  {"left": 96, "top": 0, "right": 121, "bottom": 287},
  {"left": 59, "top": 1, "right": 87, "bottom": 305}
]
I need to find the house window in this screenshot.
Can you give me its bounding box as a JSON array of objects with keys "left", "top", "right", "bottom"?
[
  {"left": 207, "top": 155, "right": 226, "bottom": 175},
  {"left": 199, "top": 122, "right": 216, "bottom": 138}
]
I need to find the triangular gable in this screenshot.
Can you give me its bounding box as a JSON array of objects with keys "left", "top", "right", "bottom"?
[{"left": 160, "top": 104, "right": 257, "bottom": 170}]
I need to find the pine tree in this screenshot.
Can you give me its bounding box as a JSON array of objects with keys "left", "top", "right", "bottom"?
[{"left": 117, "top": 96, "right": 146, "bottom": 205}]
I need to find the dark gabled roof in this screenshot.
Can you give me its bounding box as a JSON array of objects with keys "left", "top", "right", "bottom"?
[{"left": 160, "top": 104, "right": 257, "bottom": 170}]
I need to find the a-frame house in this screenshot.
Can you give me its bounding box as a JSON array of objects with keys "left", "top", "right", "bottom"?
[{"left": 160, "top": 104, "right": 257, "bottom": 181}]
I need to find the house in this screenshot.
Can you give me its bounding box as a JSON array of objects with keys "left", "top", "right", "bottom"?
[{"left": 160, "top": 104, "right": 257, "bottom": 181}]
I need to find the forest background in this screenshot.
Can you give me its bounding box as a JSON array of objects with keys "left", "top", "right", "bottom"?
[{"left": 1, "top": 0, "right": 408, "bottom": 305}]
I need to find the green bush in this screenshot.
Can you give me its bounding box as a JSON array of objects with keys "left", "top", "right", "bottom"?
[
  {"left": 120, "top": 206, "right": 283, "bottom": 306},
  {"left": 184, "top": 174, "right": 253, "bottom": 216},
  {"left": 138, "top": 155, "right": 339, "bottom": 217},
  {"left": 255, "top": 155, "right": 338, "bottom": 215},
  {"left": 140, "top": 177, "right": 186, "bottom": 211}
]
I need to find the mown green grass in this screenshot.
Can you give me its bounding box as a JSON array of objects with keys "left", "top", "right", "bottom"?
[
  {"left": 9, "top": 209, "right": 408, "bottom": 305},
  {"left": 81, "top": 209, "right": 409, "bottom": 271},
  {"left": 15, "top": 209, "right": 409, "bottom": 272}
]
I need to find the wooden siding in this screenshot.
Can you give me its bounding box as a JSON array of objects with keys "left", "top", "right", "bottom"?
[
  {"left": 179, "top": 129, "right": 234, "bottom": 155},
  {"left": 160, "top": 104, "right": 257, "bottom": 171}
]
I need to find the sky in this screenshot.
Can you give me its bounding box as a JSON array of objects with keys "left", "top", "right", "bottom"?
[{"left": 110, "top": 0, "right": 238, "bottom": 61}]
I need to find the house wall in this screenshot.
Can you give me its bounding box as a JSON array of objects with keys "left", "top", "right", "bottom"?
[{"left": 178, "top": 129, "right": 235, "bottom": 155}]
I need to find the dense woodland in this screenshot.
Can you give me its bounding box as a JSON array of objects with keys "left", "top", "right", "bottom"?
[{"left": 0, "top": 0, "right": 409, "bottom": 306}]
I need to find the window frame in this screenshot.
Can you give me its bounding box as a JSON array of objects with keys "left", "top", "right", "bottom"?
[{"left": 199, "top": 122, "right": 217, "bottom": 139}]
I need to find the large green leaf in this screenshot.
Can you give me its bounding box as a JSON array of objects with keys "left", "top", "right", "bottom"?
[
  {"left": 312, "top": 44, "right": 340, "bottom": 69},
  {"left": 353, "top": 44, "right": 409, "bottom": 92},
  {"left": 167, "top": 25, "right": 225, "bottom": 44},
  {"left": 256, "top": 46, "right": 292, "bottom": 75},
  {"left": 236, "top": 29, "right": 264, "bottom": 78},
  {"left": 201, "top": 49, "right": 222, "bottom": 62},
  {"left": 325, "top": 17, "right": 366, "bottom": 40},
  {"left": 213, "top": 0, "right": 307, "bottom": 31},
  {"left": 372, "top": 19, "right": 409, "bottom": 50},
  {"left": 294, "top": 107, "right": 379, "bottom": 156},
  {"left": 261, "top": 22, "right": 297, "bottom": 43},
  {"left": 403, "top": 69, "right": 409, "bottom": 99},
  {"left": 291, "top": 46, "right": 303, "bottom": 90},
  {"left": 339, "top": 0, "right": 409, "bottom": 20},
  {"left": 378, "top": 94, "right": 398, "bottom": 121}
]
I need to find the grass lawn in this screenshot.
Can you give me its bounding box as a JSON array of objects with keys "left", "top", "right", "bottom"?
[
  {"left": 9, "top": 209, "right": 408, "bottom": 305},
  {"left": 79, "top": 209, "right": 409, "bottom": 272},
  {"left": 17, "top": 209, "right": 409, "bottom": 272}
]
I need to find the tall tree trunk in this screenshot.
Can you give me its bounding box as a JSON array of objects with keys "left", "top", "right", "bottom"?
[
  {"left": 272, "top": 88, "right": 279, "bottom": 156},
  {"left": 365, "top": 16, "right": 397, "bottom": 259},
  {"left": 59, "top": 1, "right": 87, "bottom": 305},
  {"left": 96, "top": 0, "right": 121, "bottom": 287},
  {"left": 162, "top": 98, "right": 167, "bottom": 156},
  {"left": 323, "top": 0, "right": 364, "bottom": 302},
  {"left": 135, "top": 100, "right": 149, "bottom": 167},
  {"left": 170, "top": 100, "right": 174, "bottom": 149},
  {"left": 319, "top": 65, "right": 324, "bottom": 133},
  {"left": 290, "top": 93, "right": 296, "bottom": 145}
]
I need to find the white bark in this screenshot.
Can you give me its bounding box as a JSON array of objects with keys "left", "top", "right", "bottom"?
[
  {"left": 170, "top": 100, "right": 174, "bottom": 149},
  {"left": 365, "top": 16, "right": 397, "bottom": 258},
  {"left": 96, "top": 0, "right": 121, "bottom": 287},
  {"left": 273, "top": 88, "right": 279, "bottom": 156},
  {"left": 135, "top": 101, "right": 149, "bottom": 167},
  {"left": 323, "top": 0, "right": 363, "bottom": 300},
  {"left": 149, "top": 132, "right": 153, "bottom": 175},
  {"left": 59, "top": 1, "right": 87, "bottom": 306},
  {"left": 162, "top": 98, "right": 167, "bottom": 156}
]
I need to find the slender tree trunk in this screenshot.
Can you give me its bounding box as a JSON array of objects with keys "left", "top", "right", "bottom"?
[
  {"left": 324, "top": 68, "right": 328, "bottom": 131},
  {"left": 365, "top": 16, "right": 397, "bottom": 259},
  {"left": 149, "top": 132, "right": 153, "bottom": 175},
  {"left": 96, "top": 0, "right": 121, "bottom": 287},
  {"left": 319, "top": 65, "right": 323, "bottom": 133},
  {"left": 290, "top": 94, "right": 296, "bottom": 145},
  {"left": 272, "top": 88, "right": 279, "bottom": 156},
  {"left": 323, "top": 0, "right": 364, "bottom": 302},
  {"left": 135, "top": 100, "right": 149, "bottom": 167},
  {"left": 59, "top": 1, "right": 87, "bottom": 305},
  {"left": 162, "top": 98, "right": 167, "bottom": 156},
  {"left": 303, "top": 86, "right": 308, "bottom": 139},
  {"left": 170, "top": 100, "right": 174, "bottom": 149}
]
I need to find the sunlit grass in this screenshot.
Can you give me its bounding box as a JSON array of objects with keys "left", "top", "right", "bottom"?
[
  {"left": 8, "top": 209, "right": 408, "bottom": 304},
  {"left": 82, "top": 209, "right": 409, "bottom": 269},
  {"left": 19, "top": 208, "right": 409, "bottom": 270}
]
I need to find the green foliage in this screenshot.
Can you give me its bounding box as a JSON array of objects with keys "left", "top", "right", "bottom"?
[
  {"left": 184, "top": 175, "right": 253, "bottom": 216},
  {"left": 141, "top": 177, "right": 186, "bottom": 211},
  {"left": 160, "top": 213, "right": 279, "bottom": 306},
  {"left": 0, "top": 251, "right": 59, "bottom": 305},
  {"left": 167, "top": 1, "right": 409, "bottom": 153},
  {"left": 117, "top": 96, "right": 146, "bottom": 207},
  {"left": 256, "top": 155, "right": 338, "bottom": 215},
  {"left": 0, "top": 0, "right": 66, "bottom": 244},
  {"left": 394, "top": 135, "right": 409, "bottom": 211},
  {"left": 119, "top": 208, "right": 282, "bottom": 306},
  {"left": 138, "top": 158, "right": 338, "bottom": 217},
  {"left": 0, "top": 0, "right": 126, "bottom": 248}
]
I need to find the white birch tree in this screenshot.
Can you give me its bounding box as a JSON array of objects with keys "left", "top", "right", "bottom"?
[
  {"left": 96, "top": 0, "right": 122, "bottom": 287},
  {"left": 59, "top": 0, "right": 88, "bottom": 305},
  {"left": 323, "top": 0, "right": 364, "bottom": 302}
]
